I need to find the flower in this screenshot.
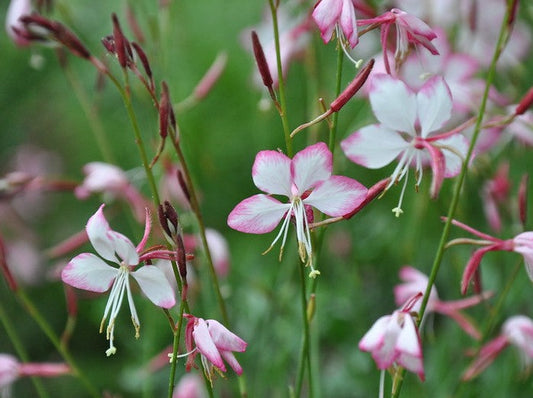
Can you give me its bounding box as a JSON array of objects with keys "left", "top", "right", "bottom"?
[
  {"left": 61, "top": 204, "right": 176, "bottom": 356},
  {"left": 0, "top": 354, "right": 70, "bottom": 396},
  {"left": 184, "top": 315, "right": 247, "bottom": 383},
  {"left": 75, "top": 162, "right": 149, "bottom": 222},
  {"left": 227, "top": 142, "right": 367, "bottom": 276},
  {"left": 312, "top": 0, "right": 359, "bottom": 48},
  {"left": 447, "top": 218, "right": 533, "bottom": 294},
  {"left": 173, "top": 373, "right": 207, "bottom": 398},
  {"left": 341, "top": 73, "right": 468, "bottom": 216},
  {"left": 5, "top": 0, "right": 32, "bottom": 47},
  {"left": 394, "top": 266, "right": 490, "bottom": 339},
  {"left": 481, "top": 162, "right": 511, "bottom": 233},
  {"left": 462, "top": 315, "right": 533, "bottom": 380},
  {"left": 358, "top": 293, "right": 425, "bottom": 380},
  {"left": 358, "top": 8, "right": 438, "bottom": 74}
]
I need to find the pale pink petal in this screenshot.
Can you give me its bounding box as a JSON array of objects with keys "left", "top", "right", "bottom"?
[
  {"left": 108, "top": 231, "right": 139, "bottom": 266},
  {"left": 205, "top": 229, "right": 230, "bottom": 278},
  {"left": 417, "top": 76, "right": 452, "bottom": 137},
  {"left": 86, "top": 205, "right": 119, "bottom": 263},
  {"left": 444, "top": 54, "right": 479, "bottom": 82},
  {"left": 339, "top": 0, "right": 358, "bottom": 48},
  {"left": 513, "top": 232, "right": 533, "bottom": 280},
  {"left": 292, "top": 142, "right": 332, "bottom": 192},
  {"left": 341, "top": 125, "right": 408, "bottom": 168},
  {"left": 372, "top": 317, "right": 401, "bottom": 369},
  {"left": 0, "top": 354, "right": 20, "bottom": 387},
  {"left": 358, "top": 315, "right": 389, "bottom": 352},
  {"left": 219, "top": 350, "right": 243, "bottom": 375},
  {"left": 6, "top": 0, "right": 32, "bottom": 46},
  {"left": 207, "top": 320, "right": 247, "bottom": 352},
  {"left": 394, "top": 10, "right": 436, "bottom": 40},
  {"left": 462, "top": 335, "right": 508, "bottom": 380},
  {"left": 227, "top": 194, "right": 290, "bottom": 234},
  {"left": 252, "top": 150, "right": 292, "bottom": 196},
  {"left": 193, "top": 319, "right": 225, "bottom": 371},
  {"left": 438, "top": 134, "right": 469, "bottom": 178},
  {"left": 304, "top": 176, "right": 367, "bottom": 217},
  {"left": 396, "top": 315, "right": 422, "bottom": 357},
  {"left": 131, "top": 265, "right": 176, "bottom": 308},
  {"left": 369, "top": 74, "right": 417, "bottom": 135},
  {"left": 312, "top": 0, "right": 342, "bottom": 44},
  {"left": 61, "top": 253, "right": 117, "bottom": 292}
]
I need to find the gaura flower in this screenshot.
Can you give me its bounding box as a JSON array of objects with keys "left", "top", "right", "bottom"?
[
  {"left": 359, "top": 293, "right": 425, "bottom": 380},
  {"left": 61, "top": 204, "right": 176, "bottom": 356},
  {"left": 447, "top": 218, "right": 533, "bottom": 295},
  {"left": 357, "top": 8, "right": 439, "bottom": 74},
  {"left": 227, "top": 142, "right": 367, "bottom": 277},
  {"left": 312, "top": 0, "right": 359, "bottom": 49},
  {"left": 184, "top": 314, "right": 247, "bottom": 383},
  {"left": 462, "top": 315, "right": 533, "bottom": 380},
  {"left": 394, "top": 266, "right": 490, "bottom": 339},
  {"left": 341, "top": 73, "right": 469, "bottom": 216}
]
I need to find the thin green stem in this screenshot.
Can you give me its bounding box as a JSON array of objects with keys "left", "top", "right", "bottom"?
[
  {"left": 16, "top": 290, "right": 99, "bottom": 398},
  {"left": 391, "top": 2, "right": 514, "bottom": 397},
  {"left": 167, "top": 295, "right": 188, "bottom": 398},
  {"left": 0, "top": 296, "right": 49, "bottom": 398},
  {"left": 268, "top": 0, "right": 293, "bottom": 157},
  {"left": 295, "top": 261, "right": 312, "bottom": 398}
]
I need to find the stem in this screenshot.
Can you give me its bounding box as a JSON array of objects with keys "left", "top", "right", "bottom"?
[
  {"left": 294, "top": 261, "right": 312, "bottom": 398},
  {"left": 391, "top": 2, "right": 514, "bottom": 396},
  {"left": 0, "top": 297, "right": 49, "bottom": 398},
  {"left": 16, "top": 290, "right": 100, "bottom": 398},
  {"left": 328, "top": 46, "right": 344, "bottom": 155},
  {"left": 268, "top": 0, "right": 293, "bottom": 157},
  {"left": 167, "top": 296, "right": 187, "bottom": 398}
]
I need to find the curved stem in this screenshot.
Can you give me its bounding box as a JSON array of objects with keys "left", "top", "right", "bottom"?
[
  {"left": 391, "top": 2, "right": 515, "bottom": 396},
  {"left": 268, "top": 0, "right": 293, "bottom": 157}
]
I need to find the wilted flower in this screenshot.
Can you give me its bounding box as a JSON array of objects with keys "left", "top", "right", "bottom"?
[
  {"left": 61, "top": 204, "right": 176, "bottom": 356},
  {"left": 312, "top": 0, "right": 359, "bottom": 48}
]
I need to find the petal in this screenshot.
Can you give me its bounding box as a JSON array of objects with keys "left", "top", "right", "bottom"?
[
  {"left": 369, "top": 74, "right": 417, "bottom": 134},
  {"left": 439, "top": 134, "right": 469, "bottom": 177},
  {"left": 131, "top": 265, "right": 176, "bottom": 308},
  {"left": 304, "top": 176, "right": 367, "bottom": 217},
  {"left": 341, "top": 125, "right": 408, "bottom": 168},
  {"left": 339, "top": 0, "right": 358, "bottom": 48},
  {"left": 419, "top": 140, "right": 445, "bottom": 198},
  {"left": 417, "top": 76, "right": 453, "bottom": 137},
  {"left": 396, "top": 315, "right": 422, "bottom": 357},
  {"left": 219, "top": 350, "right": 243, "bottom": 375},
  {"left": 227, "top": 194, "right": 289, "bottom": 234},
  {"left": 312, "top": 0, "right": 342, "bottom": 44},
  {"left": 86, "top": 204, "right": 118, "bottom": 262},
  {"left": 513, "top": 232, "right": 533, "bottom": 280},
  {"left": 108, "top": 231, "right": 139, "bottom": 265},
  {"left": 292, "top": 142, "right": 332, "bottom": 192},
  {"left": 206, "top": 320, "right": 247, "bottom": 352},
  {"left": 193, "top": 319, "right": 225, "bottom": 371},
  {"left": 252, "top": 150, "right": 292, "bottom": 196},
  {"left": 358, "top": 315, "right": 390, "bottom": 352},
  {"left": 61, "top": 253, "right": 117, "bottom": 292}
]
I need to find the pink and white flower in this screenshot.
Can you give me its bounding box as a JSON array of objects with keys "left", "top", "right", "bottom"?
[
  {"left": 227, "top": 142, "right": 367, "bottom": 276},
  {"left": 5, "top": 0, "right": 32, "bottom": 47},
  {"left": 341, "top": 74, "right": 468, "bottom": 216},
  {"left": 184, "top": 315, "right": 247, "bottom": 382},
  {"left": 358, "top": 8, "right": 439, "bottom": 74},
  {"left": 312, "top": 0, "right": 359, "bottom": 49},
  {"left": 61, "top": 204, "right": 176, "bottom": 356},
  {"left": 448, "top": 218, "right": 533, "bottom": 295},
  {"left": 359, "top": 293, "right": 425, "bottom": 380},
  {"left": 394, "top": 266, "right": 490, "bottom": 339},
  {"left": 463, "top": 315, "right": 533, "bottom": 380}
]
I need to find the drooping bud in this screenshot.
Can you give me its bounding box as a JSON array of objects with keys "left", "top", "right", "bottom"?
[
  {"left": 515, "top": 87, "right": 533, "bottom": 116},
  {"left": 343, "top": 177, "right": 390, "bottom": 219},
  {"left": 131, "top": 42, "right": 152, "bottom": 81},
  {"left": 112, "top": 13, "right": 128, "bottom": 68},
  {"left": 251, "top": 31, "right": 273, "bottom": 89},
  {"left": 330, "top": 59, "right": 375, "bottom": 112},
  {"left": 158, "top": 200, "right": 179, "bottom": 240}
]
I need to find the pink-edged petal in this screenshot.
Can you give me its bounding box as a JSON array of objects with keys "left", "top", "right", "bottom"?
[
  {"left": 394, "top": 10, "right": 436, "bottom": 40},
  {"left": 193, "top": 319, "right": 225, "bottom": 371},
  {"left": 207, "top": 320, "right": 247, "bottom": 352},
  {"left": 417, "top": 76, "right": 453, "bottom": 137},
  {"left": 131, "top": 265, "right": 176, "bottom": 308},
  {"left": 371, "top": 316, "right": 402, "bottom": 369},
  {"left": 304, "top": 176, "right": 367, "bottom": 217},
  {"left": 461, "top": 244, "right": 499, "bottom": 295},
  {"left": 312, "top": 0, "right": 342, "bottom": 44},
  {"left": 395, "top": 316, "right": 424, "bottom": 379},
  {"left": 227, "top": 194, "right": 289, "bottom": 234},
  {"left": 513, "top": 232, "right": 533, "bottom": 280},
  {"left": 419, "top": 141, "right": 445, "bottom": 199},
  {"left": 438, "top": 134, "right": 469, "bottom": 178},
  {"left": 358, "top": 315, "right": 390, "bottom": 352},
  {"left": 369, "top": 74, "right": 417, "bottom": 135},
  {"left": 61, "top": 253, "right": 117, "bottom": 292},
  {"left": 219, "top": 350, "right": 243, "bottom": 375},
  {"left": 339, "top": 0, "right": 358, "bottom": 48},
  {"left": 462, "top": 335, "right": 508, "bottom": 381},
  {"left": 341, "top": 125, "right": 408, "bottom": 168},
  {"left": 86, "top": 205, "right": 118, "bottom": 262},
  {"left": 292, "top": 142, "right": 332, "bottom": 192},
  {"left": 252, "top": 150, "right": 292, "bottom": 196},
  {"left": 107, "top": 231, "right": 139, "bottom": 265}
]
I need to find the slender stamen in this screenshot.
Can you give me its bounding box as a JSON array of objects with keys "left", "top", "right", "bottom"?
[
  {"left": 262, "top": 204, "right": 293, "bottom": 260},
  {"left": 336, "top": 25, "right": 363, "bottom": 68}
]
